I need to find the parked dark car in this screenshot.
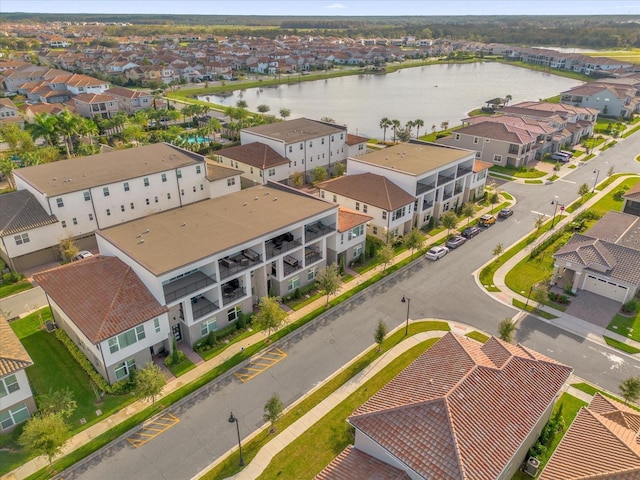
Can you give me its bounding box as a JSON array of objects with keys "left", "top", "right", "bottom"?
[
  {"left": 499, "top": 208, "right": 514, "bottom": 218},
  {"left": 445, "top": 235, "right": 467, "bottom": 249},
  {"left": 461, "top": 226, "right": 481, "bottom": 238}
]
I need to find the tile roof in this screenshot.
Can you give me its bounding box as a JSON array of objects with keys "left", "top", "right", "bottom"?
[
  {"left": 218, "top": 142, "right": 289, "bottom": 169},
  {"left": 73, "top": 93, "right": 117, "bottom": 104},
  {"left": 0, "top": 316, "right": 33, "bottom": 377},
  {"left": 473, "top": 159, "right": 493, "bottom": 173},
  {"left": 624, "top": 182, "right": 640, "bottom": 202},
  {"left": 14, "top": 143, "right": 204, "bottom": 196},
  {"left": 539, "top": 393, "right": 640, "bottom": 480},
  {"left": 337, "top": 207, "right": 372, "bottom": 233},
  {"left": 348, "top": 333, "right": 572, "bottom": 480},
  {"left": 315, "top": 445, "right": 411, "bottom": 480},
  {"left": 205, "top": 162, "right": 241, "bottom": 181},
  {"left": 318, "top": 173, "right": 415, "bottom": 211},
  {"left": 453, "top": 121, "right": 536, "bottom": 144},
  {"left": 34, "top": 256, "right": 167, "bottom": 343},
  {"left": 0, "top": 189, "right": 58, "bottom": 236},
  {"left": 242, "top": 117, "right": 346, "bottom": 144},
  {"left": 586, "top": 211, "right": 640, "bottom": 251},
  {"left": 346, "top": 133, "right": 369, "bottom": 146}
]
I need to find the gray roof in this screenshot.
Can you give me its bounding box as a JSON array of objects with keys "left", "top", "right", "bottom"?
[
  {"left": 96, "top": 183, "right": 336, "bottom": 276},
  {"left": 586, "top": 211, "right": 640, "bottom": 251},
  {"left": 0, "top": 189, "right": 58, "bottom": 236},
  {"left": 352, "top": 141, "right": 473, "bottom": 175},
  {"left": 242, "top": 118, "right": 345, "bottom": 144},
  {"left": 14, "top": 143, "right": 205, "bottom": 196}
]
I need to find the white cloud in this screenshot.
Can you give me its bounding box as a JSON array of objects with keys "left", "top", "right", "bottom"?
[{"left": 325, "top": 3, "right": 346, "bottom": 9}]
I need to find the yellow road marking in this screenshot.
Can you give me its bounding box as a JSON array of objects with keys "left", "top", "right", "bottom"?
[
  {"left": 127, "top": 413, "right": 179, "bottom": 448},
  {"left": 234, "top": 348, "right": 287, "bottom": 383}
]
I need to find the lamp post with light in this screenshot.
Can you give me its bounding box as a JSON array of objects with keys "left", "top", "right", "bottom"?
[
  {"left": 401, "top": 296, "right": 410, "bottom": 336},
  {"left": 550, "top": 197, "right": 564, "bottom": 229},
  {"left": 592, "top": 169, "right": 600, "bottom": 193},
  {"left": 228, "top": 412, "right": 244, "bottom": 466}
]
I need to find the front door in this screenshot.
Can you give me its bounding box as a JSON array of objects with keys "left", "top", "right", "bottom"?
[{"left": 172, "top": 324, "right": 182, "bottom": 342}]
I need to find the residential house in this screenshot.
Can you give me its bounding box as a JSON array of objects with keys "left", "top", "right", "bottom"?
[
  {"left": 470, "top": 160, "right": 493, "bottom": 201},
  {"left": 104, "top": 86, "right": 153, "bottom": 114},
  {"left": 326, "top": 207, "right": 371, "bottom": 267},
  {"left": 240, "top": 118, "right": 349, "bottom": 182},
  {"left": 623, "top": 182, "right": 640, "bottom": 217},
  {"left": 345, "top": 141, "right": 480, "bottom": 230},
  {"left": 0, "top": 316, "right": 36, "bottom": 432},
  {"left": 73, "top": 93, "right": 120, "bottom": 119},
  {"left": 34, "top": 256, "right": 169, "bottom": 384},
  {"left": 0, "top": 97, "right": 24, "bottom": 129},
  {"left": 539, "top": 393, "right": 640, "bottom": 479},
  {"left": 560, "top": 82, "right": 639, "bottom": 119},
  {"left": 95, "top": 183, "right": 338, "bottom": 349},
  {"left": 316, "top": 332, "right": 572, "bottom": 480},
  {"left": 346, "top": 133, "right": 368, "bottom": 158},
  {"left": 2, "top": 64, "right": 68, "bottom": 92},
  {"left": 20, "top": 102, "right": 69, "bottom": 122},
  {"left": 215, "top": 142, "right": 290, "bottom": 186},
  {"left": 552, "top": 211, "right": 640, "bottom": 303},
  {"left": 318, "top": 173, "right": 415, "bottom": 243}
]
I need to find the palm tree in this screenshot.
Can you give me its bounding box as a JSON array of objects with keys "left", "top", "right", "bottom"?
[
  {"left": 391, "top": 119, "right": 401, "bottom": 143},
  {"left": 504, "top": 94, "right": 512, "bottom": 106},
  {"left": 56, "top": 110, "right": 81, "bottom": 158},
  {"left": 413, "top": 118, "right": 424, "bottom": 138},
  {"left": 111, "top": 111, "right": 128, "bottom": 134},
  {"left": 78, "top": 118, "right": 99, "bottom": 147},
  {"left": 379, "top": 117, "right": 392, "bottom": 143},
  {"left": 28, "top": 113, "right": 59, "bottom": 147}
]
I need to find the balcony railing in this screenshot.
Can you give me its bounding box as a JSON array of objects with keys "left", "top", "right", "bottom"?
[
  {"left": 283, "top": 262, "right": 302, "bottom": 276},
  {"left": 456, "top": 166, "right": 472, "bottom": 176},
  {"left": 222, "top": 287, "right": 246, "bottom": 306},
  {"left": 305, "top": 222, "right": 335, "bottom": 242},
  {"left": 416, "top": 182, "right": 436, "bottom": 195},
  {"left": 219, "top": 249, "right": 261, "bottom": 280},
  {"left": 305, "top": 249, "right": 322, "bottom": 265},
  {"left": 437, "top": 173, "right": 455, "bottom": 186},
  {"left": 191, "top": 297, "right": 220, "bottom": 320},
  {"left": 443, "top": 191, "right": 453, "bottom": 200},
  {"left": 164, "top": 271, "right": 216, "bottom": 303},
  {"left": 422, "top": 200, "right": 434, "bottom": 211},
  {"left": 265, "top": 238, "right": 302, "bottom": 259}
]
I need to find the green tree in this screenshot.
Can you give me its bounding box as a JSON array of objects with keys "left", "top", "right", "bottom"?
[
  {"left": 19, "top": 414, "right": 69, "bottom": 465},
  {"left": 620, "top": 377, "right": 640, "bottom": 405},
  {"left": 312, "top": 166, "right": 328, "bottom": 185},
  {"left": 374, "top": 319, "right": 387, "bottom": 352},
  {"left": 493, "top": 242, "right": 504, "bottom": 262},
  {"left": 379, "top": 117, "right": 392, "bottom": 143},
  {"left": 263, "top": 393, "right": 284, "bottom": 433},
  {"left": 440, "top": 211, "right": 458, "bottom": 237},
  {"left": 461, "top": 203, "right": 475, "bottom": 225},
  {"left": 334, "top": 162, "right": 346, "bottom": 177},
  {"left": 39, "top": 388, "right": 77, "bottom": 418},
  {"left": 320, "top": 116, "right": 335, "bottom": 123},
  {"left": 253, "top": 296, "right": 287, "bottom": 340},
  {"left": 257, "top": 104, "right": 270, "bottom": 113},
  {"left": 489, "top": 192, "right": 499, "bottom": 207},
  {"left": 535, "top": 214, "right": 545, "bottom": 233},
  {"left": 391, "top": 119, "right": 401, "bottom": 142},
  {"left": 316, "top": 263, "right": 341, "bottom": 306},
  {"left": 578, "top": 182, "right": 590, "bottom": 198},
  {"left": 531, "top": 282, "right": 549, "bottom": 313},
  {"left": 498, "top": 318, "right": 516, "bottom": 343},
  {"left": 403, "top": 228, "right": 424, "bottom": 259},
  {"left": 413, "top": 118, "right": 424, "bottom": 138},
  {"left": 56, "top": 110, "right": 82, "bottom": 158},
  {"left": 378, "top": 243, "right": 395, "bottom": 271},
  {"left": 236, "top": 99, "right": 248, "bottom": 109},
  {"left": 28, "top": 113, "right": 59, "bottom": 146},
  {"left": 0, "top": 156, "right": 16, "bottom": 190},
  {"left": 279, "top": 108, "right": 291, "bottom": 120},
  {"left": 59, "top": 235, "right": 79, "bottom": 262},
  {"left": 135, "top": 362, "right": 166, "bottom": 404}
]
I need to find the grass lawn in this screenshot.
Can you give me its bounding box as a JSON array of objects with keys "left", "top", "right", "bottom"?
[
  {"left": 465, "top": 331, "right": 489, "bottom": 343},
  {"left": 0, "top": 280, "right": 33, "bottom": 300},
  {"left": 524, "top": 179, "right": 544, "bottom": 184},
  {"left": 489, "top": 165, "right": 546, "bottom": 178},
  {"left": 603, "top": 336, "right": 640, "bottom": 354},
  {"left": 589, "top": 177, "right": 639, "bottom": 217},
  {"left": 571, "top": 382, "right": 640, "bottom": 411},
  {"left": 1, "top": 310, "right": 134, "bottom": 475},
  {"left": 512, "top": 299, "right": 558, "bottom": 320},
  {"left": 607, "top": 311, "right": 640, "bottom": 342},
  {"left": 511, "top": 393, "right": 587, "bottom": 480},
  {"left": 166, "top": 357, "right": 196, "bottom": 377}
]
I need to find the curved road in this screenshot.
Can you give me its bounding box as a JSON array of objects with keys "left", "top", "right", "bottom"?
[{"left": 60, "top": 134, "right": 640, "bottom": 479}]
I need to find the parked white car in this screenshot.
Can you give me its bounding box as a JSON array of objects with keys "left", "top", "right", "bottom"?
[{"left": 425, "top": 246, "right": 449, "bottom": 261}]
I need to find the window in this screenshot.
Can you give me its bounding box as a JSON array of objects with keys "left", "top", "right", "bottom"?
[
  {"left": 177, "top": 169, "right": 182, "bottom": 179},
  {"left": 299, "top": 143, "right": 303, "bottom": 150},
  {"left": 143, "top": 177, "right": 149, "bottom": 187},
  {"left": 227, "top": 178, "right": 235, "bottom": 186},
  {"left": 493, "top": 154, "right": 502, "bottom": 163},
  {"left": 103, "top": 187, "right": 110, "bottom": 197},
  {"left": 14, "top": 233, "right": 29, "bottom": 245},
  {"left": 123, "top": 182, "right": 130, "bottom": 192},
  {"left": 89, "top": 213, "right": 94, "bottom": 221},
  {"left": 268, "top": 168, "right": 275, "bottom": 177},
  {"left": 289, "top": 145, "right": 292, "bottom": 153},
  {"left": 72, "top": 217, "right": 77, "bottom": 225},
  {"left": 154, "top": 318, "right": 161, "bottom": 333},
  {"left": 475, "top": 151, "right": 481, "bottom": 158},
  {"left": 353, "top": 245, "right": 363, "bottom": 258},
  {"left": 309, "top": 141, "right": 313, "bottom": 147},
  {"left": 56, "top": 198, "right": 64, "bottom": 208},
  {"left": 382, "top": 211, "right": 387, "bottom": 220},
  {"left": 200, "top": 317, "right": 217, "bottom": 336},
  {"left": 455, "top": 134, "right": 460, "bottom": 141},
  {"left": 0, "top": 374, "right": 19, "bottom": 397},
  {"left": 227, "top": 306, "right": 241, "bottom": 322},
  {"left": 200, "top": 184, "right": 204, "bottom": 191},
  {"left": 332, "top": 194, "right": 337, "bottom": 203},
  {"left": 340, "top": 133, "right": 344, "bottom": 140},
  {"left": 372, "top": 226, "right": 378, "bottom": 235},
  {"left": 114, "top": 359, "right": 136, "bottom": 381},
  {"left": 349, "top": 224, "right": 364, "bottom": 240},
  {"left": 363, "top": 204, "right": 368, "bottom": 213},
  {"left": 473, "top": 137, "right": 479, "bottom": 144},
  {"left": 108, "top": 325, "right": 146, "bottom": 353},
  {"left": 321, "top": 138, "right": 325, "bottom": 145},
  {"left": 84, "top": 191, "right": 91, "bottom": 201},
  {"left": 392, "top": 206, "right": 406, "bottom": 221},
  {"left": 161, "top": 173, "right": 167, "bottom": 183},
  {"left": 154, "top": 196, "right": 159, "bottom": 203},
  {"left": 320, "top": 191, "right": 325, "bottom": 199},
  {"left": 106, "top": 208, "right": 111, "bottom": 216},
  {"left": 146, "top": 198, "right": 150, "bottom": 205},
  {"left": 355, "top": 202, "right": 360, "bottom": 211},
  {"left": 61, "top": 221, "right": 67, "bottom": 228},
  {"left": 287, "top": 276, "right": 300, "bottom": 291},
  {"left": 0, "top": 403, "right": 29, "bottom": 430},
  {"left": 181, "top": 189, "right": 185, "bottom": 196},
  {"left": 167, "top": 193, "right": 171, "bottom": 200},
  {"left": 250, "top": 167, "right": 253, "bottom": 174},
  {"left": 193, "top": 186, "right": 196, "bottom": 192},
  {"left": 121, "top": 205, "right": 125, "bottom": 212},
  {"left": 196, "top": 165, "right": 201, "bottom": 174},
  {"left": 308, "top": 268, "right": 317, "bottom": 281}
]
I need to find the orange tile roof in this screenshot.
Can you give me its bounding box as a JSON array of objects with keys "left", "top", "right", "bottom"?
[
  {"left": 540, "top": 393, "right": 640, "bottom": 480},
  {"left": 473, "top": 159, "right": 493, "bottom": 173},
  {"left": 348, "top": 332, "right": 572, "bottom": 480},
  {"left": 0, "top": 316, "right": 33, "bottom": 377},
  {"left": 315, "top": 445, "right": 411, "bottom": 480},
  {"left": 337, "top": 207, "right": 372, "bottom": 233},
  {"left": 34, "top": 256, "right": 167, "bottom": 343}
]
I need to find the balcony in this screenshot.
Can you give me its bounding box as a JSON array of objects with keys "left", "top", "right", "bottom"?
[
  {"left": 266, "top": 234, "right": 302, "bottom": 259},
  {"left": 437, "top": 173, "right": 455, "bottom": 186},
  {"left": 305, "top": 248, "right": 322, "bottom": 265},
  {"left": 305, "top": 222, "right": 335, "bottom": 242},
  {"left": 416, "top": 182, "right": 436, "bottom": 195},
  {"left": 283, "top": 256, "right": 302, "bottom": 276},
  {"left": 221, "top": 285, "right": 246, "bottom": 306},
  {"left": 164, "top": 271, "right": 216, "bottom": 303},
  {"left": 456, "top": 165, "right": 472, "bottom": 176},
  {"left": 191, "top": 297, "right": 220, "bottom": 320},
  {"left": 219, "top": 249, "right": 261, "bottom": 280},
  {"left": 422, "top": 200, "right": 434, "bottom": 211},
  {"left": 443, "top": 191, "right": 453, "bottom": 200}
]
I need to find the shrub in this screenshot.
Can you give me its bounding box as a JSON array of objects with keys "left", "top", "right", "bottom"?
[
  {"left": 293, "top": 287, "right": 302, "bottom": 300},
  {"left": 54, "top": 329, "right": 112, "bottom": 394},
  {"left": 206, "top": 330, "right": 217, "bottom": 347},
  {"left": 623, "top": 299, "right": 639, "bottom": 314},
  {"left": 164, "top": 350, "right": 186, "bottom": 367},
  {"left": 2, "top": 271, "right": 22, "bottom": 284}
]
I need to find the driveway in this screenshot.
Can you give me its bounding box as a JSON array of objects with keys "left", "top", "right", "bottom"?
[{"left": 564, "top": 290, "right": 622, "bottom": 328}]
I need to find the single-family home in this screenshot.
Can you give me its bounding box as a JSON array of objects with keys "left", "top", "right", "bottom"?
[
  {"left": 326, "top": 207, "right": 372, "bottom": 267},
  {"left": 623, "top": 182, "right": 640, "bottom": 217},
  {"left": 104, "top": 86, "right": 154, "bottom": 114},
  {"left": 552, "top": 211, "right": 640, "bottom": 303},
  {"left": 0, "top": 316, "right": 36, "bottom": 432},
  {"left": 0, "top": 97, "right": 24, "bottom": 129},
  {"left": 73, "top": 93, "right": 120, "bottom": 120},
  {"left": 316, "top": 332, "right": 572, "bottom": 480},
  {"left": 215, "top": 142, "right": 290, "bottom": 186}
]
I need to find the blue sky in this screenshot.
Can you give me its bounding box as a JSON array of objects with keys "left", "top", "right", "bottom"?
[{"left": 3, "top": 1, "right": 639, "bottom": 16}]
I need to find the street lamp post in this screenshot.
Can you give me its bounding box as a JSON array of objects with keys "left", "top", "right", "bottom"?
[
  {"left": 401, "top": 295, "right": 410, "bottom": 336},
  {"left": 228, "top": 412, "right": 244, "bottom": 466},
  {"left": 524, "top": 284, "right": 534, "bottom": 311},
  {"left": 592, "top": 169, "right": 600, "bottom": 193},
  {"left": 550, "top": 196, "right": 560, "bottom": 229}
]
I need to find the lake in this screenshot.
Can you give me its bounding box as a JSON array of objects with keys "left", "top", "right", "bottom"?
[{"left": 198, "top": 62, "right": 584, "bottom": 139}]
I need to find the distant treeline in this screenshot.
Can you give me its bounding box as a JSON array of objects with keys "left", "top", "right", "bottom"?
[{"left": 2, "top": 13, "right": 640, "bottom": 49}]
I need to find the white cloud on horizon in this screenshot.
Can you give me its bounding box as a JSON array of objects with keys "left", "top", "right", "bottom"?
[{"left": 325, "top": 3, "right": 346, "bottom": 9}]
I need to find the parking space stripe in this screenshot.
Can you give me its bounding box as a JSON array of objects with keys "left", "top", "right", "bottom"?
[
  {"left": 127, "top": 413, "right": 179, "bottom": 448},
  {"left": 234, "top": 347, "right": 287, "bottom": 383}
]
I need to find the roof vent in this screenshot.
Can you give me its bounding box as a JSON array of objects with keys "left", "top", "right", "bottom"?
[
  {"left": 180, "top": 223, "right": 186, "bottom": 227},
  {"left": 274, "top": 197, "right": 278, "bottom": 201},
  {"left": 243, "top": 203, "right": 247, "bottom": 206},
  {"left": 138, "top": 239, "right": 144, "bottom": 244},
  {"left": 255, "top": 196, "right": 259, "bottom": 200},
  {"left": 144, "top": 229, "right": 150, "bottom": 234}
]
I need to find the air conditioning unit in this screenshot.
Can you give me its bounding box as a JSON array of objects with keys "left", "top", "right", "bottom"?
[{"left": 525, "top": 457, "right": 540, "bottom": 477}]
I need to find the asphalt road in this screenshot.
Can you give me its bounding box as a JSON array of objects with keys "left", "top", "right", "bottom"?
[{"left": 58, "top": 133, "right": 640, "bottom": 480}]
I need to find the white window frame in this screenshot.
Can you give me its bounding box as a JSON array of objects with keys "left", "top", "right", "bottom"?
[
  {"left": 154, "top": 318, "right": 161, "bottom": 333},
  {"left": 0, "top": 374, "right": 20, "bottom": 397},
  {"left": 227, "top": 306, "right": 241, "bottom": 322},
  {"left": 287, "top": 276, "right": 300, "bottom": 291},
  {"left": 0, "top": 403, "right": 29, "bottom": 430},
  {"left": 14, "top": 233, "right": 29, "bottom": 245},
  {"left": 56, "top": 197, "right": 64, "bottom": 208},
  {"left": 108, "top": 325, "right": 146, "bottom": 353},
  {"left": 200, "top": 317, "right": 218, "bottom": 336},
  {"left": 114, "top": 359, "right": 136, "bottom": 380}
]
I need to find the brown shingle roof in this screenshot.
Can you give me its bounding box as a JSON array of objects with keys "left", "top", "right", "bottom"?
[
  {"left": 539, "top": 393, "right": 640, "bottom": 480},
  {"left": 346, "top": 133, "right": 368, "bottom": 146},
  {"left": 218, "top": 142, "right": 288, "bottom": 169},
  {"left": 34, "top": 256, "right": 167, "bottom": 343},
  {"left": 0, "top": 316, "right": 33, "bottom": 377},
  {"left": 348, "top": 333, "right": 572, "bottom": 480},
  {"left": 473, "top": 159, "right": 493, "bottom": 173},
  {"left": 624, "top": 182, "right": 640, "bottom": 202},
  {"left": 337, "top": 207, "right": 372, "bottom": 233},
  {"left": 315, "top": 445, "right": 411, "bottom": 480},
  {"left": 318, "top": 173, "right": 415, "bottom": 211},
  {"left": 0, "top": 189, "right": 58, "bottom": 236}
]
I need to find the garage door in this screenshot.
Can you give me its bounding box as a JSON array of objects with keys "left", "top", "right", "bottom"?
[{"left": 584, "top": 275, "right": 628, "bottom": 302}]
